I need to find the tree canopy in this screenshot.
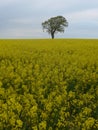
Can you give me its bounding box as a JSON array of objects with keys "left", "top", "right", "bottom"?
[{"left": 42, "top": 16, "right": 68, "bottom": 39}]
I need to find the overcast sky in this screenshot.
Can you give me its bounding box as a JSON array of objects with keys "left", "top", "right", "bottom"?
[{"left": 0, "top": 0, "right": 98, "bottom": 39}]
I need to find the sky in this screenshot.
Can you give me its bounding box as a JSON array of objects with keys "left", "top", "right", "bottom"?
[{"left": 0, "top": 0, "right": 98, "bottom": 39}]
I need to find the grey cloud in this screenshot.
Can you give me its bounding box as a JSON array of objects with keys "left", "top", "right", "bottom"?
[{"left": 0, "top": 0, "right": 98, "bottom": 38}]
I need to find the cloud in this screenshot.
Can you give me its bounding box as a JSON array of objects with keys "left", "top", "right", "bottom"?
[
  {"left": 9, "top": 18, "right": 33, "bottom": 25},
  {"left": 0, "top": 0, "right": 19, "bottom": 7},
  {"left": 0, "top": 27, "right": 43, "bottom": 38},
  {"left": 67, "top": 8, "right": 98, "bottom": 22},
  {"left": 0, "top": 0, "right": 98, "bottom": 38}
]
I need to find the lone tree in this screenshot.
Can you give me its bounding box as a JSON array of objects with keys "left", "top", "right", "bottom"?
[{"left": 42, "top": 16, "right": 68, "bottom": 39}]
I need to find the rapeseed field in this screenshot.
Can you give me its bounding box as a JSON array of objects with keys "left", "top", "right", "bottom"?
[{"left": 0, "top": 39, "right": 98, "bottom": 130}]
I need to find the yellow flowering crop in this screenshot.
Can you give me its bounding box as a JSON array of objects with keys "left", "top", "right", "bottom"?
[{"left": 0, "top": 39, "right": 98, "bottom": 130}]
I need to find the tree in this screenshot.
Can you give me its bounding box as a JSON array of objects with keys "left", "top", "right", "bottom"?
[{"left": 42, "top": 16, "right": 68, "bottom": 39}]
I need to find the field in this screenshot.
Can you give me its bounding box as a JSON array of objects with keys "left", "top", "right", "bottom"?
[{"left": 0, "top": 39, "right": 98, "bottom": 130}]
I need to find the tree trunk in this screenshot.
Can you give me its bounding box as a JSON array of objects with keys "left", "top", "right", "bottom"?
[{"left": 51, "top": 32, "right": 54, "bottom": 39}]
